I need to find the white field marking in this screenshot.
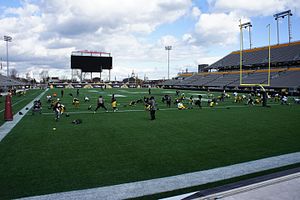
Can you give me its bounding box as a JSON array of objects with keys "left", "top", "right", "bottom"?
[
  {"left": 107, "top": 94, "right": 127, "bottom": 97},
  {"left": 117, "top": 90, "right": 148, "bottom": 94},
  {"left": 87, "top": 90, "right": 107, "bottom": 94},
  {"left": 87, "top": 90, "right": 100, "bottom": 93},
  {"left": 39, "top": 108, "right": 176, "bottom": 115},
  {"left": 199, "top": 98, "right": 210, "bottom": 102},
  {"left": 162, "top": 91, "right": 208, "bottom": 96},
  {"left": 187, "top": 93, "right": 208, "bottom": 96},
  {"left": 37, "top": 104, "right": 282, "bottom": 116},
  {"left": 19, "top": 152, "right": 300, "bottom": 200},
  {"left": 162, "top": 91, "right": 177, "bottom": 94}
]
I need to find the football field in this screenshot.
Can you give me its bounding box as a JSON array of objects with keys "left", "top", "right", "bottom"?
[{"left": 0, "top": 88, "right": 299, "bottom": 199}]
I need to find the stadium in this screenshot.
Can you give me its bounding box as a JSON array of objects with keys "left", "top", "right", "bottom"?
[
  {"left": 1, "top": 2, "right": 300, "bottom": 200},
  {"left": 160, "top": 41, "right": 300, "bottom": 93}
]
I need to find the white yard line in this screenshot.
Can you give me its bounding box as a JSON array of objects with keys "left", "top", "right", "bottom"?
[
  {"left": 19, "top": 152, "right": 300, "bottom": 200},
  {"left": 39, "top": 104, "right": 282, "bottom": 115}
]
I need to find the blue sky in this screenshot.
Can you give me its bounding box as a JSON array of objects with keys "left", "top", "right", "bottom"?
[
  {"left": 0, "top": 0, "right": 300, "bottom": 80},
  {"left": 0, "top": 0, "right": 21, "bottom": 7}
]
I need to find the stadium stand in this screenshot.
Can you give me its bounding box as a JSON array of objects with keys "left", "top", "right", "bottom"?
[
  {"left": 161, "top": 79, "right": 182, "bottom": 86},
  {"left": 160, "top": 41, "right": 300, "bottom": 93},
  {"left": 269, "top": 69, "right": 300, "bottom": 88},
  {"left": 209, "top": 41, "right": 300, "bottom": 69},
  {"left": 0, "top": 74, "right": 26, "bottom": 89}
]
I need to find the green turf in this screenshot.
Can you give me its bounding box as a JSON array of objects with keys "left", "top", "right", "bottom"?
[{"left": 0, "top": 88, "right": 299, "bottom": 199}]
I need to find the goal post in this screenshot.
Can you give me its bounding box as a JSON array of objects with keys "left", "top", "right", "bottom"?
[{"left": 239, "top": 21, "right": 271, "bottom": 87}]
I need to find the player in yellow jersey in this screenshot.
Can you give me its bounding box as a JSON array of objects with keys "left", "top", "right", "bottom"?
[
  {"left": 177, "top": 102, "right": 186, "bottom": 110},
  {"left": 111, "top": 94, "right": 118, "bottom": 112}
]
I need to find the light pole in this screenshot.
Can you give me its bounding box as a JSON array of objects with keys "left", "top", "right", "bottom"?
[
  {"left": 165, "top": 46, "right": 172, "bottom": 80},
  {"left": 239, "top": 19, "right": 243, "bottom": 85},
  {"left": 267, "top": 24, "right": 271, "bottom": 86},
  {"left": 273, "top": 10, "right": 293, "bottom": 44},
  {"left": 239, "top": 22, "right": 253, "bottom": 49},
  {"left": 4, "top": 35, "right": 12, "bottom": 77}
]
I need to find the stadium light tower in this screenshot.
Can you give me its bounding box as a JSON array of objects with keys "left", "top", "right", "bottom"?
[
  {"left": 239, "top": 22, "right": 253, "bottom": 49},
  {"left": 3, "top": 35, "right": 12, "bottom": 77},
  {"left": 273, "top": 10, "right": 293, "bottom": 44},
  {"left": 165, "top": 45, "right": 172, "bottom": 79}
]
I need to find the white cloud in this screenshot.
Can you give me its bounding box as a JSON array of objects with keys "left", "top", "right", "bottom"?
[
  {"left": 191, "top": 6, "right": 202, "bottom": 18},
  {"left": 194, "top": 12, "right": 249, "bottom": 46},
  {"left": 196, "top": 56, "right": 222, "bottom": 65},
  {"left": 209, "top": 0, "right": 300, "bottom": 16},
  {"left": 4, "top": 3, "right": 39, "bottom": 17},
  {"left": 38, "top": 0, "right": 192, "bottom": 36},
  {"left": 160, "top": 35, "right": 179, "bottom": 47},
  {"left": 0, "top": 0, "right": 193, "bottom": 80},
  {"left": 182, "top": 34, "right": 195, "bottom": 44}
]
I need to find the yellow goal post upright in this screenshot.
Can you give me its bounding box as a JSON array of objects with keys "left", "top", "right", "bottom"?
[{"left": 239, "top": 20, "right": 271, "bottom": 87}]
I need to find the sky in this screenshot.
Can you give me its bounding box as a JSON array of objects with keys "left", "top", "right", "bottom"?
[{"left": 0, "top": 0, "right": 300, "bottom": 81}]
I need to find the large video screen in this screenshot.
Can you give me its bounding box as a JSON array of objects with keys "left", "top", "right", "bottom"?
[{"left": 71, "top": 55, "right": 112, "bottom": 72}]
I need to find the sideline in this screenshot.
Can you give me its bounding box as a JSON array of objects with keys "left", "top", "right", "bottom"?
[
  {"left": 0, "top": 89, "right": 48, "bottom": 142},
  {"left": 0, "top": 98, "right": 26, "bottom": 113},
  {"left": 0, "top": 90, "right": 42, "bottom": 113},
  {"left": 19, "top": 152, "right": 300, "bottom": 200}
]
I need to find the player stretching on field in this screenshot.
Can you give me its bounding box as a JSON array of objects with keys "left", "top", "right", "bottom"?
[
  {"left": 194, "top": 94, "right": 202, "bottom": 108},
  {"left": 149, "top": 96, "right": 157, "bottom": 120},
  {"left": 188, "top": 96, "right": 193, "bottom": 109},
  {"left": 95, "top": 96, "right": 108, "bottom": 112},
  {"left": 166, "top": 95, "right": 171, "bottom": 108}
]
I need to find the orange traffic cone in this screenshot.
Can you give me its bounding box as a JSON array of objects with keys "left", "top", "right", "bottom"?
[{"left": 4, "top": 95, "right": 13, "bottom": 121}]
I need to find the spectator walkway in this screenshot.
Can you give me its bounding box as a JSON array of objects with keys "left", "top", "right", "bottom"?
[
  {"left": 218, "top": 174, "right": 300, "bottom": 200},
  {"left": 170, "top": 167, "right": 300, "bottom": 200}
]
